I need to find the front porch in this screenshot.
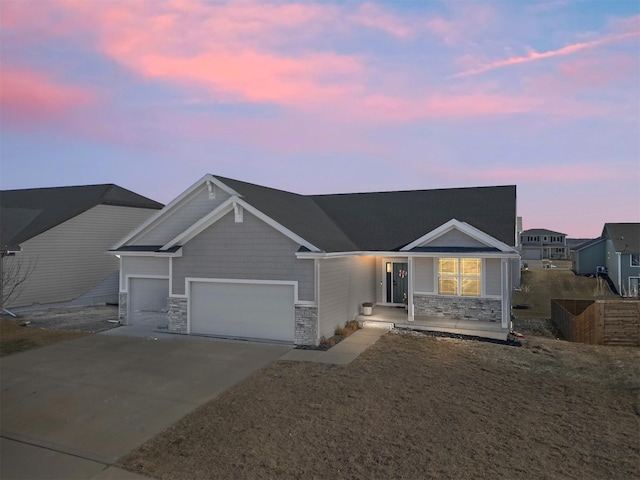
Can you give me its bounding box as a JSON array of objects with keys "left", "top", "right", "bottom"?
[{"left": 357, "top": 305, "right": 509, "bottom": 341}]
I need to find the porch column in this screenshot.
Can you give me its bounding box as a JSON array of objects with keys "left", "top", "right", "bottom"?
[
  {"left": 501, "top": 259, "right": 509, "bottom": 328},
  {"left": 408, "top": 257, "right": 415, "bottom": 321}
]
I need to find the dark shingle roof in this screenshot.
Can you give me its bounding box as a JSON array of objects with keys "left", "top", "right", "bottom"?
[
  {"left": 521, "top": 228, "right": 566, "bottom": 236},
  {"left": 0, "top": 184, "right": 163, "bottom": 249},
  {"left": 215, "top": 176, "right": 516, "bottom": 252},
  {"left": 603, "top": 223, "right": 640, "bottom": 254},
  {"left": 572, "top": 237, "right": 605, "bottom": 251}
]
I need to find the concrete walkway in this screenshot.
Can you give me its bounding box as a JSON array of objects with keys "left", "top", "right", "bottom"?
[{"left": 279, "top": 325, "right": 390, "bottom": 364}]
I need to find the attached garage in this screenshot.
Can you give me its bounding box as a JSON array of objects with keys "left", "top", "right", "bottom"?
[
  {"left": 128, "top": 277, "right": 169, "bottom": 325},
  {"left": 189, "top": 280, "right": 295, "bottom": 343}
]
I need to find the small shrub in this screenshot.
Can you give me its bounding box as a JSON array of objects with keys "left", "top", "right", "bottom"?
[
  {"left": 320, "top": 336, "right": 336, "bottom": 347},
  {"left": 345, "top": 320, "right": 360, "bottom": 333},
  {"left": 335, "top": 327, "right": 349, "bottom": 337}
]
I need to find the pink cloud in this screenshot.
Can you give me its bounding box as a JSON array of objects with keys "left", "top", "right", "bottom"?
[
  {"left": 0, "top": 68, "right": 98, "bottom": 127},
  {"left": 3, "top": 0, "right": 636, "bottom": 127},
  {"left": 454, "top": 31, "right": 640, "bottom": 78},
  {"left": 122, "top": 50, "right": 364, "bottom": 106}
]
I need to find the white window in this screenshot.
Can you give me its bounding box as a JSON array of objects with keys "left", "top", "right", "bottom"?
[
  {"left": 632, "top": 254, "right": 640, "bottom": 267},
  {"left": 438, "top": 258, "right": 482, "bottom": 297}
]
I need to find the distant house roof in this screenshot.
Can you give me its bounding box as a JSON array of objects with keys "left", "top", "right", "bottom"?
[
  {"left": 602, "top": 223, "right": 640, "bottom": 254},
  {"left": 521, "top": 228, "right": 566, "bottom": 236},
  {"left": 572, "top": 237, "right": 605, "bottom": 251},
  {"left": 0, "top": 184, "right": 163, "bottom": 250},
  {"left": 214, "top": 176, "right": 517, "bottom": 252}
]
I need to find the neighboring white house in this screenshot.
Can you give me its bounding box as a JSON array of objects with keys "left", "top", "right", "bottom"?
[
  {"left": 111, "top": 174, "right": 520, "bottom": 345},
  {"left": 1, "top": 184, "right": 163, "bottom": 309},
  {"left": 520, "top": 228, "right": 568, "bottom": 260}
]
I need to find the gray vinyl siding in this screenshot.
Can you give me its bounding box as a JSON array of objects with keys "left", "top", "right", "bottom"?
[
  {"left": 421, "top": 229, "right": 486, "bottom": 248},
  {"left": 604, "top": 238, "right": 620, "bottom": 292},
  {"left": 171, "top": 211, "right": 314, "bottom": 300},
  {"left": 414, "top": 258, "right": 435, "bottom": 293},
  {"left": 510, "top": 258, "right": 520, "bottom": 289},
  {"left": 317, "top": 256, "right": 376, "bottom": 340},
  {"left": 573, "top": 240, "right": 605, "bottom": 275},
  {"left": 120, "top": 256, "right": 170, "bottom": 291},
  {"left": 6, "top": 205, "right": 158, "bottom": 308},
  {"left": 621, "top": 254, "right": 640, "bottom": 296},
  {"left": 485, "top": 258, "right": 502, "bottom": 296},
  {"left": 132, "top": 186, "right": 232, "bottom": 246}
]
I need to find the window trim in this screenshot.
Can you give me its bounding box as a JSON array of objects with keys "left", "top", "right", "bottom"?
[
  {"left": 437, "top": 257, "right": 482, "bottom": 297},
  {"left": 631, "top": 254, "right": 640, "bottom": 267}
]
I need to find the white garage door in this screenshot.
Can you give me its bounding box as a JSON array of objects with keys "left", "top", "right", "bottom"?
[
  {"left": 129, "top": 278, "right": 169, "bottom": 325},
  {"left": 190, "top": 281, "right": 295, "bottom": 343}
]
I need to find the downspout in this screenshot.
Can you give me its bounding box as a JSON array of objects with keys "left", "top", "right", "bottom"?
[{"left": 617, "top": 252, "right": 622, "bottom": 296}]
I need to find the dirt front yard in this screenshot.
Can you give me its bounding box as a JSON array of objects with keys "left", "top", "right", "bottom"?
[
  {"left": 0, "top": 306, "right": 119, "bottom": 356},
  {"left": 120, "top": 332, "right": 639, "bottom": 480}
]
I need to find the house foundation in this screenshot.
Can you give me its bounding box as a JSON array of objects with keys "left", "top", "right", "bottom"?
[
  {"left": 118, "top": 292, "right": 128, "bottom": 324},
  {"left": 413, "top": 295, "right": 501, "bottom": 322},
  {"left": 168, "top": 297, "right": 188, "bottom": 333},
  {"left": 295, "top": 305, "right": 318, "bottom": 346}
]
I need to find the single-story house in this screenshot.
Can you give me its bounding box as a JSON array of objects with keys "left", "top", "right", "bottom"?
[
  {"left": 0, "top": 184, "right": 163, "bottom": 309},
  {"left": 111, "top": 175, "right": 520, "bottom": 345}
]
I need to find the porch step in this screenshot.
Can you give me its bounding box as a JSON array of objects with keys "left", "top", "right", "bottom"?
[{"left": 362, "top": 321, "right": 394, "bottom": 330}]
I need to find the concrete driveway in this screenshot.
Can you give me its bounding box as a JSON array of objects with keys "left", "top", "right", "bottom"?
[{"left": 0, "top": 334, "right": 290, "bottom": 479}]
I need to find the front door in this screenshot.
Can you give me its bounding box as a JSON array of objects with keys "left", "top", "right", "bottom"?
[{"left": 385, "top": 262, "right": 408, "bottom": 304}]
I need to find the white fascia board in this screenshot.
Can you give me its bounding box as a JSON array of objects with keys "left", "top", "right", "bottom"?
[
  {"left": 162, "top": 197, "right": 237, "bottom": 249},
  {"left": 400, "top": 219, "right": 517, "bottom": 253},
  {"left": 161, "top": 196, "right": 321, "bottom": 253},
  {"left": 110, "top": 174, "right": 242, "bottom": 249},
  {"left": 296, "top": 250, "right": 520, "bottom": 260},
  {"left": 106, "top": 248, "right": 183, "bottom": 258}
]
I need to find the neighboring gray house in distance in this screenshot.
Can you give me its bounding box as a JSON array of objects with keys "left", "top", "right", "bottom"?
[
  {"left": 520, "top": 228, "right": 568, "bottom": 260},
  {"left": 572, "top": 223, "right": 640, "bottom": 297},
  {"left": 602, "top": 223, "right": 640, "bottom": 297},
  {"left": 111, "top": 174, "right": 520, "bottom": 345},
  {"left": 0, "top": 185, "right": 163, "bottom": 309},
  {"left": 572, "top": 237, "right": 606, "bottom": 275}
]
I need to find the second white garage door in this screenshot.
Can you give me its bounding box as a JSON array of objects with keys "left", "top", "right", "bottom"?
[
  {"left": 189, "top": 280, "right": 295, "bottom": 343},
  {"left": 129, "top": 278, "right": 169, "bottom": 326}
]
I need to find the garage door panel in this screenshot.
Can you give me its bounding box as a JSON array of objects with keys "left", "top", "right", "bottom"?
[
  {"left": 129, "top": 278, "right": 169, "bottom": 325},
  {"left": 190, "top": 281, "right": 294, "bottom": 342}
]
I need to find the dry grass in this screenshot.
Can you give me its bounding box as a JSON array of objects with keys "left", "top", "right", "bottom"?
[
  {"left": 335, "top": 320, "right": 360, "bottom": 338},
  {"left": 513, "top": 268, "right": 611, "bottom": 319},
  {"left": 119, "top": 332, "right": 640, "bottom": 480},
  {"left": 0, "top": 318, "right": 89, "bottom": 357}
]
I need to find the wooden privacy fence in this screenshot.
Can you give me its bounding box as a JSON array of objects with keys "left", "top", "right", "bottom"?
[{"left": 551, "top": 299, "right": 640, "bottom": 346}]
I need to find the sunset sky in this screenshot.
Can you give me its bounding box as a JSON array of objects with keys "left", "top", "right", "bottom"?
[{"left": 1, "top": 0, "right": 639, "bottom": 238}]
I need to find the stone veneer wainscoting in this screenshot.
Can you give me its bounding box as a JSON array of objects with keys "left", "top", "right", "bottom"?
[
  {"left": 118, "top": 292, "right": 127, "bottom": 324},
  {"left": 414, "top": 295, "right": 501, "bottom": 322},
  {"left": 168, "top": 297, "right": 188, "bottom": 333},
  {"left": 295, "top": 306, "right": 318, "bottom": 346}
]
